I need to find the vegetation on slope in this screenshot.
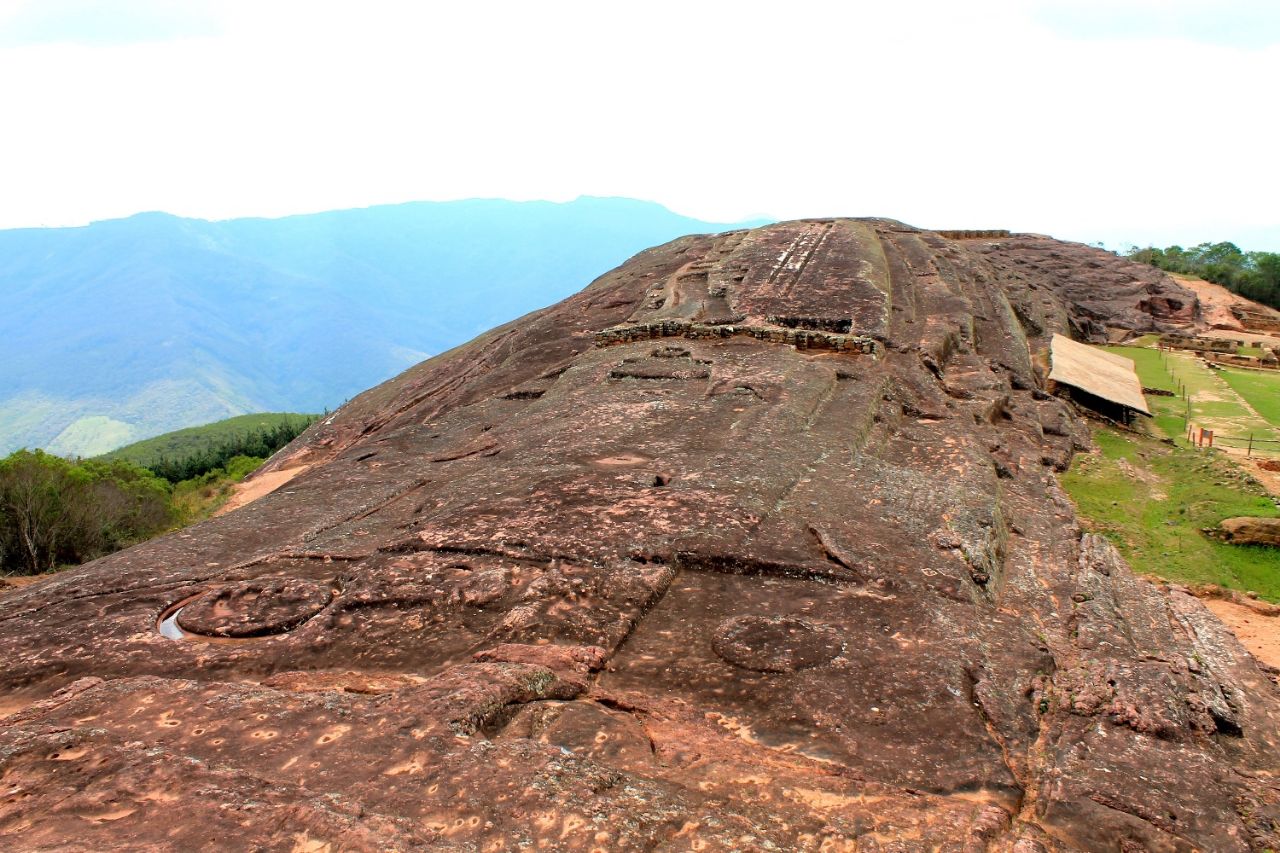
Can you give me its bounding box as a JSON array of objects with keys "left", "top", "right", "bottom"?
[
  {"left": 103, "top": 412, "right": 317, "bottom": 482},
  {"left": 1061, "top": 426, "right": 1280, "bottom": 601},
  {"left": 167, "top": 454, "right": 264, "bottom": 526},
  {"left": 0, "top": 450, "right": 173, "bottom": 574},
  {"left": 1127, "top": 241, "right": 1280, "bottom": 311},
  {"left": 0, "top": 414, "right": 313, "bottom": 575}
]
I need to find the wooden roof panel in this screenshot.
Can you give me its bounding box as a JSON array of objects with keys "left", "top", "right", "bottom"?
[{"left": 1049, "top": 334, "right": 1151, "bottom": 416}]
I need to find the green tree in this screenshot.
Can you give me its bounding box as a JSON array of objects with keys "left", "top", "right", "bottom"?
[
  {"left": 0, "top": 450, "right": 173, "bottom": 575},
  {"left": 1127, "top": 242, "right": 1280, "bottom": 312}
]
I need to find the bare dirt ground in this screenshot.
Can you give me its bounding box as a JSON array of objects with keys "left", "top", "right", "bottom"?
[
  {"left": 214, "top": 465, "right": 312, "bottom": 516},
  {"left": 1175, "top": 273, "right": 1248, "bottom": 331},
  {"left": 0, "top": 575, "right": 44, "bottom": 592},
  {"left": 1176, "top": 273, "right": 1280, "bottom": 344},
  {"left": 1202, "top": 596, "right": 1280, "bottom": 670},
  {"left": 1177, "top": 273, "right": 1280, "bottom": 346},
  {"left": 1244, "top": 457, "right": 1280, "bottom": 497}
]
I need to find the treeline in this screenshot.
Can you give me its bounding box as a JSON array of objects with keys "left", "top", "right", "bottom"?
[
  {"left": 145, "top": 416, "right": 315, "bottom": 483},
  {"left": 0, "top": 416, "right": 318, "bottom": 576},
  {"left": 0, "top": 451, "right": 173, "bottom": 574},
  {"left": 0, "top": 449, "right": 271, "bottom": 576},
  {"left": 1127, "top": 242, "right": 1280, "bottom": 311}
]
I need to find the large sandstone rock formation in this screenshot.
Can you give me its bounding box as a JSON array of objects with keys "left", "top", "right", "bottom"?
[
  {"left": 2, "top": 221, "right": 1276, "bottom": 851},
  {"left": 1218, "top": 517, "right": 1280, "bottom": 548}
]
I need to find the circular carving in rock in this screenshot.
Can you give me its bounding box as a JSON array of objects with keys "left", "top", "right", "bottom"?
[
  {"left": 176, "top": 578, "right": 332, "bottom": 638},
  {"left": 712, "top": 615, "right": 842, "bottom": 673}
]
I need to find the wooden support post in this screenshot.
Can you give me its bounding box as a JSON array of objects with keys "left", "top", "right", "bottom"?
[
  {"left": 1206, "top": 429, "right": 1214, "bottom": 448},
  {"left": 1248, "top": 434, "right": 1254, "bottom": 457}
]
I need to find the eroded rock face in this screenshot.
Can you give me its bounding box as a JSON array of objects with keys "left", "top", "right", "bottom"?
[
  {"left": 2, "top": 220, "right": 1277, "bottom": 851},
  {"left": 1218, "top": 516, "right": 1280, "bottom": 548},
  {"left": 963, "top": 233, "right": 1200, "bottom": 340}
]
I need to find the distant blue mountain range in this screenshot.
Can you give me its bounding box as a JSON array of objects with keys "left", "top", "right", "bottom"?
[{"left": 0, "top": 197, "right": 767, "bottom": 456}]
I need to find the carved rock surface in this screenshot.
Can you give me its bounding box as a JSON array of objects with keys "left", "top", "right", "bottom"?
[{"left": 2, "top": 220, "right": 1277, "bottom": 851}]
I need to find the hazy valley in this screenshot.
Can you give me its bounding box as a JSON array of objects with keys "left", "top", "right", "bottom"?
[{"left": 0, "top": 197, "right": 762, "bottom": 456}]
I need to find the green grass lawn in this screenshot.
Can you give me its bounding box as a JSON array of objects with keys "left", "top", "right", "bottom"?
[
  {"left": 1101, "top": 345, "right": 1280, "bottom": 448},
  {"left": 1101, "top": 345, "right": 1190, "bottom": 441},
  {"left": 1060, "top": 425, "right": 1280, "bottom": 601},
  {"left": 1219, "top": 367, "right": 1280, "bottom": 428},
  {"left": 1104, "top": 345, "right": 1178, "bottom": 393}
]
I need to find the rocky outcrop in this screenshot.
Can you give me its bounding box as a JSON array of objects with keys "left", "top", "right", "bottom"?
[
  {"left": 2, "top": 220, "right": 1276, "bottom": 851},
  {"left": 962, "top": 233, "right": 1199, "bottom": 340},
  {"left": 1218, "top": 516, "right": 1280, "bottom": 548}
]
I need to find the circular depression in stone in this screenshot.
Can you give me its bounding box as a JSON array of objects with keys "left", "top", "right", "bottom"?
[
  {"left": 711, "top": 615, "right": 842, "bottom": 673},
  {"left": 175, "top": 578, "right": 332, "bottom": 638}
]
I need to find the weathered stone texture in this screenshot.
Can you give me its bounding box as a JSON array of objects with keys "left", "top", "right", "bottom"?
[
  {"left": 1, "top": 220, "right": 1275, "bottom": 851},
  {"left": 1218, "top": 516, "right": 1280, "bottom": 548},
  {"left": 963, "top": 233, "right": 1199, "bottom": 340}
]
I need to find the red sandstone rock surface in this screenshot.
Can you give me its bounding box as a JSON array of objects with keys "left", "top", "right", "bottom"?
[{"left": 2, "top": 220, "right": 1276, "bottom": 851}]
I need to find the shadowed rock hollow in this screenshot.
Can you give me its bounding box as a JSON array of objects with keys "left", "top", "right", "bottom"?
[{"left": 1, "top": 220, "right": 1277, "bottom": 851}]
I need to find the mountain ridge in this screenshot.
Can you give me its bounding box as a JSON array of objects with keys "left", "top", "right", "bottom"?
[
  {"left": 3, "top": 219, "right": 1273, "bottom": 850},
  {"left": 0, "top": 197, "right": 766, "bottom": 456}
]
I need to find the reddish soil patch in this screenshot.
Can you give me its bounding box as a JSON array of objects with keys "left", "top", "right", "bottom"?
[
  {"left": 1247, "top": 459, "right": 1280, "bottom": 498},
  {"left": 1203, "top": 598, "right": 1280, "bottom": 670},
  {"left": 0, "top": 574, "right": 49, "bottom": 597},
  {"left": 1174, "top": 274, "right": 1247, "bottom": 332},
  {"left": 214, "top": 465, "right": 311, "bottom": 516}
]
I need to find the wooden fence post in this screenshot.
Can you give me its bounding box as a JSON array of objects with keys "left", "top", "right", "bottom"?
[{"left": 1248, "top": 434, "right": 1254, "bottom": 457}]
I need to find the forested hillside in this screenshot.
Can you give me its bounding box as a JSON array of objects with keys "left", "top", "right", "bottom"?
[
  {"left": 0, "top": 413, "right": 317, "bottom": 575},
  {"left": 1127, "top": 241, "right": 1280, "bottom": 309},
  {"left": 103, "top": 412, "right": 316, "bottom": 482},
  {"left": 0, "top": 198, "right": 761, "bottom": 456}
]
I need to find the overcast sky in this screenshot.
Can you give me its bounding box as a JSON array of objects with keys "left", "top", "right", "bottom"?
[{"left": 0, "top": 0, "right": 1276, "bottom": 250}]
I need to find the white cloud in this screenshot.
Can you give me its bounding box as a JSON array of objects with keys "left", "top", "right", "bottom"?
[{"left": 0, "top": 0, "right": 1275, "bottom": 249}]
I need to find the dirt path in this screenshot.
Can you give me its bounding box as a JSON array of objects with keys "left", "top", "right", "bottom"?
[
  {"left": 1202, "top": 597, "right": 1280, "bottom": 670},
  {"left": 214, "top": 465, "right": 312, "bottom": 516}
]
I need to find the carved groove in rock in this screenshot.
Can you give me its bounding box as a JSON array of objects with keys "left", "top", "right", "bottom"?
[
  {"left": 711, "top": 614, "right": 843, "bottom": 672},
  {"left": 171, "top": 578, "right": 335, "bottom": 639},
  {"left": 0, "top": 219, "right": 1276, "bottom": 851}
]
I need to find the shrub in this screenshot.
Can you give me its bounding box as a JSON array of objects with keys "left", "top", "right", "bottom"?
[{"left": 0, "top": 450, "right": 173, "bottom": 575}]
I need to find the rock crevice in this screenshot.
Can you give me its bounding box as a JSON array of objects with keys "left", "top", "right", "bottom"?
[{"left": 2, "top": 219, "right": 1276, "bottom": 851}]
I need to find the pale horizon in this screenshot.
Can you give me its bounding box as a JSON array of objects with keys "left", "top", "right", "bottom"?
[{"left": 1, "top": 0, "right": 1277, "bottom": 251}]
